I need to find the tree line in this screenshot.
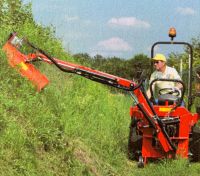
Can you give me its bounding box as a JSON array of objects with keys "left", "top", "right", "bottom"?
[{"left": 73, "top": 53, "right": 151, "bottom": 81}]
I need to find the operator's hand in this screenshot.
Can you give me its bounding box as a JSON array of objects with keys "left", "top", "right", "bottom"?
[{"left": 171, "top": 87, "right": 181, "bottom": 96}]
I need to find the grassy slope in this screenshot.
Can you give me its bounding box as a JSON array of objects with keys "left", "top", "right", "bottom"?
[{"left": 0, "top": 27, "right": 200, "bottom": 176}]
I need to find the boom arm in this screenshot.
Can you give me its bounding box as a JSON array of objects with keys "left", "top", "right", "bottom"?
[
  {"left": 27, "top": 41, "right": 136, "bottom": 92},
  {"left": 4, "top": 33, "right": 136, "bottom": 92}
]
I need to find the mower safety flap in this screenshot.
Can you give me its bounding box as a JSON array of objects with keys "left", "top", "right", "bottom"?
[{"left": 3, "top": 42, "right": 49, "bottom": 91}]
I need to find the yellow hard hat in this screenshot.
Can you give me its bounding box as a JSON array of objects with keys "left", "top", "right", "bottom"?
[{"left": 152, "top": 54, "right": 166, "bottom": 62}]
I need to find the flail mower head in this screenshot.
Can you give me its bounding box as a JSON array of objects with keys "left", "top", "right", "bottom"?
[{"left": 3, "top": 33, "right": 49, "bottom": 91}]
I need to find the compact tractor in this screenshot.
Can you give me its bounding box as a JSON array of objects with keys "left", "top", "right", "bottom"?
[{"left": 2, "top": 28, "right": 200, "bottom": 167}]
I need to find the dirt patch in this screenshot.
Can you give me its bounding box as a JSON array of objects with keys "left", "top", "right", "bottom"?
[{"left": 72, "top": 139, "right": 101, "bottom": 176}]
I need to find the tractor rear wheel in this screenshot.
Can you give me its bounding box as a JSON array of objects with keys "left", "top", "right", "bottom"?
[
  {"left": 189, "top": 125, "right": 200, "bottom": 162},
  {"left": 128, "top": 117, "right": 142, "bottom": 160}
]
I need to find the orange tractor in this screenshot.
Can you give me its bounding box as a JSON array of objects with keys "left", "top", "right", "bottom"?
[{"left": 2, "top": 29, "right": 200, "bottom": 167}]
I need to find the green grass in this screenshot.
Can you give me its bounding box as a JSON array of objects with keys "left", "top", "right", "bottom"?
[{"left": 0, "top": 47, "right": 131, "bottom": 175}]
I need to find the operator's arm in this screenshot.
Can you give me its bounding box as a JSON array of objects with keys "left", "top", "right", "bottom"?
[
  {"left": 175, "top": 83, "right": 183, "bottom": 90},
  {"left": 146, "top": 73, "right": 156, "bottom": 99},
  {"left": 172, "top": 68, "right": 183, "bottom": 90},
  {"left": 146, "top": 89, "right": 151, "bottom": 99}
]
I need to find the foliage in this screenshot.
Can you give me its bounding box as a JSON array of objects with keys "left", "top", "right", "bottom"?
[
  {"left": 73, "top": 53, "right": 151, "bottom": 81},
  {"left": 0, "top": 0, "right": 33, "bottom": 31}
]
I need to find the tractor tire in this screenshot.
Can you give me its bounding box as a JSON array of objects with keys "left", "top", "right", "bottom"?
[
  {"left": 189, "top": 125, "right": 200, "bottom": 162},
  {"left": 128, "top": 117, "right": 142, "bottom": 160},
  {"left": 138, "top": 156, "right": 145, "bottom": 168}
]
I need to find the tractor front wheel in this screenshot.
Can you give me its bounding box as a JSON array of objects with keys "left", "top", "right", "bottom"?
[
  {"left": 189, "top": 125, "right": 200, "bottom": 162},
  {"left": 128, "top": 117, "right": 142, "bottom": 160}
]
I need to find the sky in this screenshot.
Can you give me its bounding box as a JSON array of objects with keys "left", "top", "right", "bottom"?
[{"left": 23, "top": 0, "right": 200, "bottom": 59}]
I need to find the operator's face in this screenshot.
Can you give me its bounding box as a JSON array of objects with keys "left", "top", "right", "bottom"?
[{"left": 153, "top": 60, "right": 166, "bottom": 71}]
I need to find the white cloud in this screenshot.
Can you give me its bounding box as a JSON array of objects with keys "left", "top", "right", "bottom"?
[
  {"left": 89, "top": 50, "right": 124, "bottom": 58},
  {"left": 63, "top": 15, "right": 91, "bottom": 25},
  {"left": 108, "top": 17, "right": 150, "bottom": 28},
  {"left": 64, "top": 15, "right": 80, "bottom": 22},
  {"left": 89, "top": 37, "right": 132, "bottom": 57},
  {"left": 176, "top": 7, "right": 196, "bottom": 15},
  {"left": 97, "top": 37, "right": 132, "bottom": 52}
]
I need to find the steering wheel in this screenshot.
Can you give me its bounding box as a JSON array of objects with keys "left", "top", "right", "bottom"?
[
  {"left": 159, "top": 87, "right": 180, "bottom": 96},
  {"left": 149, "top": 78, "right": 185, "bottom": 105}
]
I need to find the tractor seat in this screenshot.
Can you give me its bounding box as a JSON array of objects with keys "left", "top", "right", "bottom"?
[{"left": 157, "top": 94, "right": 180, "bottom": 105}]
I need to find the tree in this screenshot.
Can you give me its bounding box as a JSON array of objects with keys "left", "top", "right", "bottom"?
[
  {"left": 73, "top": 53, "right": 92, "bottom": 66},
  {"left": 127, "top": 54, "right": 151, "bottom": 80},
  {"left": 0, "top": 0, "right": 33, "bottom": 29}
]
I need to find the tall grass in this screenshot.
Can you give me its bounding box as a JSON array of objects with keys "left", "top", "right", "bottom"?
[{"left": 0, "top": 36, "right": 132, "bottom": 175}]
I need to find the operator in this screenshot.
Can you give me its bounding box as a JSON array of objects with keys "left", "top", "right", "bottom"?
[{"left": 146, "top": 53, "right": 183, "bottom": 99}]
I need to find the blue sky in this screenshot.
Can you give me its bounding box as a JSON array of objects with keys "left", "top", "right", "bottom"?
[{"left": 23, "top": 0, "right": 200, "bottom": 59}]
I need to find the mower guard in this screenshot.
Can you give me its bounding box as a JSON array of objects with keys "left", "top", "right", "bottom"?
[{"left": 2, "top": 34, "right": 49, "bottom": 91}]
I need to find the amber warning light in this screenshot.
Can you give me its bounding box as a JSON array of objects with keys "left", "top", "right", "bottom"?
[{"left": 169, "top": 27, "right": 176, "bottom": 41}]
